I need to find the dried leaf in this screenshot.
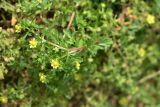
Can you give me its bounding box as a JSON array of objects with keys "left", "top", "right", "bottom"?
[{"left": 11, "top": 16, "right": 17, "bottom": 26}]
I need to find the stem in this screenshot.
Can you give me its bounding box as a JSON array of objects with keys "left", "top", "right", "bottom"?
[
  {"left": 67, "top": 12, "right": 75, "bottom": 30},
  {"left": 43, "top": 38, "right": 84, "bottom": 53},
  {"left": 139, "top": 70, "right": 160, "bottom": 84},
  {"left": 44, "top": 39, "right": 68, "bottom": 51}
]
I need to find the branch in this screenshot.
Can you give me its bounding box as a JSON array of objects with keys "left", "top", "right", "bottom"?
[
  {"left": 44, "top": 39, "right": 68, "bottom": 51},
  {"left": 44, "top": 39, "right": 84, "bottom": 53},
  {"left": 67, "top": 12, "right": 75, "bottom": 30},
  {"left": 139, "top": 70, "right": 160, "bottom": 84}
]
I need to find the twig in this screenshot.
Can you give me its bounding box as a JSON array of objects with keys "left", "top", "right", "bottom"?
[
  {"left": 139, "top": 70, "right": 160, "bottom": 84},
  {"left": 67, "top": 12, "right": 75, "bottom": 30},
  {"left": 68, "top": 47, "right": 84, "bottom": 54},
  {"left": 66, "top": 1, "right": 82, "bottom": 30},
  {"left": 44, "top": 39, "right": 68, "bottom": 51},
  {"left": 44, "top": 38, "right": 84, "bottom": 53}
]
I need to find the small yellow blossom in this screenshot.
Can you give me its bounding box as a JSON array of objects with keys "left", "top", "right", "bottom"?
[
  {"left": 126, "top": 7, "right": 133, "bottom": 15},
  {"left": 15, "top": 24, "right": 22, "bottom": 33},
  {"left": 0, "top": 27, "right": 2, "bottom": 32},
  {"left": 75, "top": 61, "right": 80, "bottom": 70},
  {"left": 138, "top": 47, "right": 145, "bottom": 57},
  {"left": 51, "top": 59, "right": 60, "bottom": 69},
  {"left": 39, "top": 73, "right": 47, "bottom": 83},
  {"left": 74, "top": 73, "right": 81, "bottom": 81},
  {"left": 101, "top": 3, "right": 106, "bottom": 8},
  {"left": 88, "top": 57, "right": 93, "bottom": 63},
  {"left": 118, "top": 97, "right": 128, "bottom": 106},
  {"left": 0, "top": 96, "right": 8, "bottom": 103},
  {"left": 146, "top": 14, "right": 155, "bottom": 24},
  {"left": 37, "top": 0, "right": 43, "bottom": 3},
  {"left": 29, "top": 38, "right": 38, "bottom": 48},
  {"left": 54, "top": 47, "right": 59, "bottom": 52}
]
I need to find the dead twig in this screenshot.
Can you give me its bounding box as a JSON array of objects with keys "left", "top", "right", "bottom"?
[
  {"left": 45, "top": 39, "right": 68, "bottom": 51},
  {"left": 67, "top": 12, "right": 75, "bottom": 30},
  {"left": 66, "top": 1, "right": 82, "bottom": 30},
  {"left": 44, "top": 38, "right": 84, "bottom": 53},
  {"left": 139, "top": 70, "right": 160, "bottom": 84}
]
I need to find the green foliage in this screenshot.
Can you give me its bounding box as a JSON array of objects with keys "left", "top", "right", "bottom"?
[{"left": 0, "top": 0, "right": 160, "bottom": 106}]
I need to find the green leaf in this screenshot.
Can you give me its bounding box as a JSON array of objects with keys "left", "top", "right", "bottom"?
[
  {"left": 0, "top": 69, "right": 4, "bottom": 80},
  {"left": 0, "top": 63, "right": 8, "bottom": 80}
]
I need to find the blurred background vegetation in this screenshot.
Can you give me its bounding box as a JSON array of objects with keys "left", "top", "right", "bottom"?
[{"left": 0, "top": 0, "right": 160, "bottom": 107}]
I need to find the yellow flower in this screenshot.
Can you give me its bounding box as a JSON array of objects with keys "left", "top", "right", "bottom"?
[
  {"left": 39, "top": 73, "right": 47, "bottom": 83},
  {"left": 15, "top": 24, "right": 22, "bottom": 33},
  {"left": 138, "top": 47, "right": 145, "bottom": 57},
  {"left": 74, "top": 73, "right": 81, "bottom": 81},
  {"left": 101, "top": 3, "right": 106, "bottom": 8},
  {"left": 146, "top": 14, "right": 155, "bottom": 24},
  {"left": 118, "top": 97, "right": 128, "bottom": 106},
  {"left": 51, "top": 59, "right": 60, "bottom": 69},
  {"left": 127, "top": 7, "right": 133, "bottom": 15},
  {"left": 88, "top": 57, "right": 93, "bottom": 63},
  {"left": 0, "top": 96, "right": 8, "bottom": 103},
  {"left": 0, "top": 27, "right": 2, "bottom": 32},
  {"left": 37, "top": 0, "right": 43, "bottom": 3},
  {"left": 54, "top": 47, "right": 59, "bottom": 52},
  {"left": 75, "top": 61, "right": 80, "bottom": 70},
  {"left": 29, "top": 38, "right": 38, "bottom": 48}
]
